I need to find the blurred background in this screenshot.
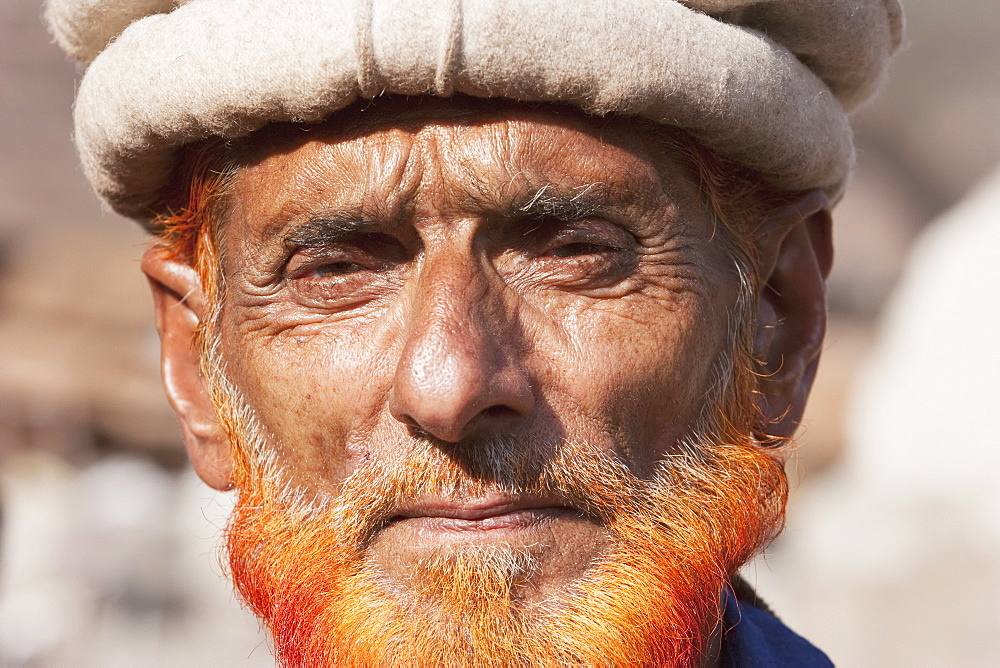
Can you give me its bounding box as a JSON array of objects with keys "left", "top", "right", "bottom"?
[{"left": 1, "top": 1, "right": 998, "bottom": 665}]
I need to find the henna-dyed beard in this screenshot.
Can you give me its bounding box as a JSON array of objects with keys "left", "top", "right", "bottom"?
[{"left": 214, "top": 393, "right": 785, "bottom": 667}]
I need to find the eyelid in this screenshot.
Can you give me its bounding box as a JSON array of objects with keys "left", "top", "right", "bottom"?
[
  {"left": 549, "top": 224, "right": 618, "bottom": 242},
  {"left": 285, "top": 246, "right": 376, "bottom": 278},
  {"left": 542, "top": 218, "right": 635, "bottom": 249}
]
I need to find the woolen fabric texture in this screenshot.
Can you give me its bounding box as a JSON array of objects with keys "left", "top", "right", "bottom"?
[{"left": 46, "top": 0, "right": 904, "bottom": 224}]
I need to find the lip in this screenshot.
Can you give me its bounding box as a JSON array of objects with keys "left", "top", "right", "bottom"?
[{"left": 389, "top": 497, "right": 577, "bottom": 532}]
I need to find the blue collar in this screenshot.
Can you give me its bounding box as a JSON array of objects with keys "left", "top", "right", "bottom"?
[{"left": 720, "top": 589, "right": 834, "bottom": 667}]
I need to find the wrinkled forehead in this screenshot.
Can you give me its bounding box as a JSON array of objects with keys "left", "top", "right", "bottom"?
[{"left": 220, "top": 96, "right": 702, "bottom": 233}]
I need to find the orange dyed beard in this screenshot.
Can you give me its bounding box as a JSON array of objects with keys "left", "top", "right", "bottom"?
[{"left": 213, "top": 373, "right": 786, "bottom": 667}]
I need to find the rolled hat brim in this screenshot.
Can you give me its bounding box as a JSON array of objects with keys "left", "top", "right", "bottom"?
[{"left": 52, "top": 0, "right": 903, "bottom": 223}]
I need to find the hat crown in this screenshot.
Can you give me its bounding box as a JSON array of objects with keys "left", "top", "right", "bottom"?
[{"left": 46, "top": 0, "right": 904, "bottom": 223}]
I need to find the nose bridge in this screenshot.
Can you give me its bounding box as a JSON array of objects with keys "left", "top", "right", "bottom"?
[
  {"left": 390, "top": 248, "right": 532, "bottom": 442},
  {"left": 409, "top": 253, "right": 494, "bottom": 380}
]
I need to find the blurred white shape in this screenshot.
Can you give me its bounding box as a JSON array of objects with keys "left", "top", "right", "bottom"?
[
  {"left": 849, "top": 165, "right": 1000, "bottom": 504},
  {"left": 0, "top": 453, "right": 272, "bottom": 667},
  {"left": 747, "top": 164, "right": 1000, "bottom": 667},
  {"left": 0, "top": 453, "right": 93, "bottom": 663}
]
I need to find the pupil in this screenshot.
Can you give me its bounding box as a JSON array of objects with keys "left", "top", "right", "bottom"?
[
  {"left": 554, "top": 243, "right": 602, "bottom": 257},
  {"left": 317, "top": 262, "right": 358, "bottom": 276}
]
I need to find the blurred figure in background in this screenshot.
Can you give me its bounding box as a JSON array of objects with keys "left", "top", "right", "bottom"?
[{"left": 750, "top": 165, "right": 1000, "bottom": 666}]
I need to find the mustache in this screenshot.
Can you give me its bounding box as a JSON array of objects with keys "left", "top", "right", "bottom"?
[{"left": 259, "top": 432, "right": 654, "bottom": 546}]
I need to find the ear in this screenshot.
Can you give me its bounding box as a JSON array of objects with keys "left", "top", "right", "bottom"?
[
  {"left": 142, "top": 245, "right": 233, "bottom": 490},
  {"left": 751, "top": 189, "right": 834, "bottom": 441}
]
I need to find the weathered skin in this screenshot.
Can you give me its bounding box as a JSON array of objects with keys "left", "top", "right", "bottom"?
[{"left": 142, "top": 97, "right": 832, "bottom": 642}]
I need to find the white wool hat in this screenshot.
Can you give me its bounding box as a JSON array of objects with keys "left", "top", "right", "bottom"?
[{"left": 47, "top": 0, "right": 903, "bottom": 224}]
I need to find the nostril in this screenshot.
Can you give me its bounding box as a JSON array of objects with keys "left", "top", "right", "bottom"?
[
  {"left": 482, "top": 404, "right": 518, "bottom": 419},
  {"left": 397, "top": 413, "right": 424, "bottom": 433}
]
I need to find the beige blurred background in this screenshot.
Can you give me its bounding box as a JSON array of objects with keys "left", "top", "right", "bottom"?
[{"left": 1, "top": 1, "right": 998, "bottom": 665}]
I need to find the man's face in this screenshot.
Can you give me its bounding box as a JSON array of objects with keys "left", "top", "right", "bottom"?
[
  {"left": 150, "top": 99, "right": 813, "bottom": 665},
  {"left": 217, "top": 98, "right": 740, "bottom": 573}
]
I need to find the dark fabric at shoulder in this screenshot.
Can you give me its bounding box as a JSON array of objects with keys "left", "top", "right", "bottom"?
[{"left": 721, "top": 589, "right": 834, "bottom": 667}]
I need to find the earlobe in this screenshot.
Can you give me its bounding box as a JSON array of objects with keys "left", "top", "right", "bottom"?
[
  {"left": 142, "top": 245, "right": 233, "bottom": 490},
  {"left": 751, "top": 190, "right": 833, "bottom": 441}
]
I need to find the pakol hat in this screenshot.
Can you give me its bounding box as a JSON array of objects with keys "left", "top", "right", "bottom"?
[{"left": 47, "top": 0, "right": 903, "bottom": 225}]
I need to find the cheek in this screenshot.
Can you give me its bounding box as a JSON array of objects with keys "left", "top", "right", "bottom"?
[
  {"left": 530, "top": 292, "right": 729, "bottom": 462},
  {"left": 218, "top": 315, "right": 401, "bottom": 485}
]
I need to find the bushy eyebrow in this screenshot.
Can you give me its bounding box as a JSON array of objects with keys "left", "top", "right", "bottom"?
[
  {"left": 453, "top": 180, "right": 615, "bottom": 228},
  {"left": 515, "top": 183, "right": 604, "bottom": 221},
  {"left": 282, "top": 214, "right": 377, "bottom": 249}
]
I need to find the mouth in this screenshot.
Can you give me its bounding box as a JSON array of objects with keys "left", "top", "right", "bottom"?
[
  {"left": 366, "top": 495, "right": 611, "bottom": 589},
  {"left": 387, "top": 497, "right": 581, "bottom": 533}
]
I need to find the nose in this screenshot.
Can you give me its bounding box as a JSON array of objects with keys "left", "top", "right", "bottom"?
[{"left": 388, "top": 258, "right": 534, "bottom": 443}]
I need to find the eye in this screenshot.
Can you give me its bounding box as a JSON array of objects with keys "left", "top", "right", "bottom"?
[
  {"left": 511, "top": 219, "right": 638, "bottom": 292},
  {"left": 535, "top": 221, "right": 629, "bottom": 261},
  {"left": 289, "top": 251, "right": 382, "bottom": 281},
  {"left": 310, "top": 261, "right": 368, "bottom": 277},
  {"left": 284, "top": 242, "right": 403, "bottom": 311},
  {"left": 546, "top": 241, "right": 616, "bottom": 258}
]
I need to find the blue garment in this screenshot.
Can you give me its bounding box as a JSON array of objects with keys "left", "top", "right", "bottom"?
[{"left": 721, "top": 590, "right": 834, "bottom": 667}]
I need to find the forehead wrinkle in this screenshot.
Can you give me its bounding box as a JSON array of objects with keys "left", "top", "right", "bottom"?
[
  {"left": 336, "top": 129, "right": 422, "bottom": 227},
  {"left": 235, "top": 130, "right": 425, "bottom": 241},
  {"left": 471, "top": 124, "right": 671, "bottom": 222},
  {"left": 365, "top": 128, "right": 423, "bottom": 215},
  {"left": 396, "top": 115, "right": 678, "bottom": 227},
  {"left": 411, "top": 124, "right": 452, "bottom": 216}
]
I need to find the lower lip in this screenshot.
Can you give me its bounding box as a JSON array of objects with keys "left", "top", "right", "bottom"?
[{"left": 391, "top": 508, "right": 576, "bottom": 533}]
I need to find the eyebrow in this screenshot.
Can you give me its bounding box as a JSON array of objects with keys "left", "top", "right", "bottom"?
[
  {"left": 281, "top": 214, "right": 378, "bottom": 249},
  {"left": 514, "top": 183, "right": 604, "bottom": 221}
]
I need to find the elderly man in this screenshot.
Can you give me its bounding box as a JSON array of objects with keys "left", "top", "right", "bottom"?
[{"left": 47, "top": 0, "right": 901, "bottom": 665}]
